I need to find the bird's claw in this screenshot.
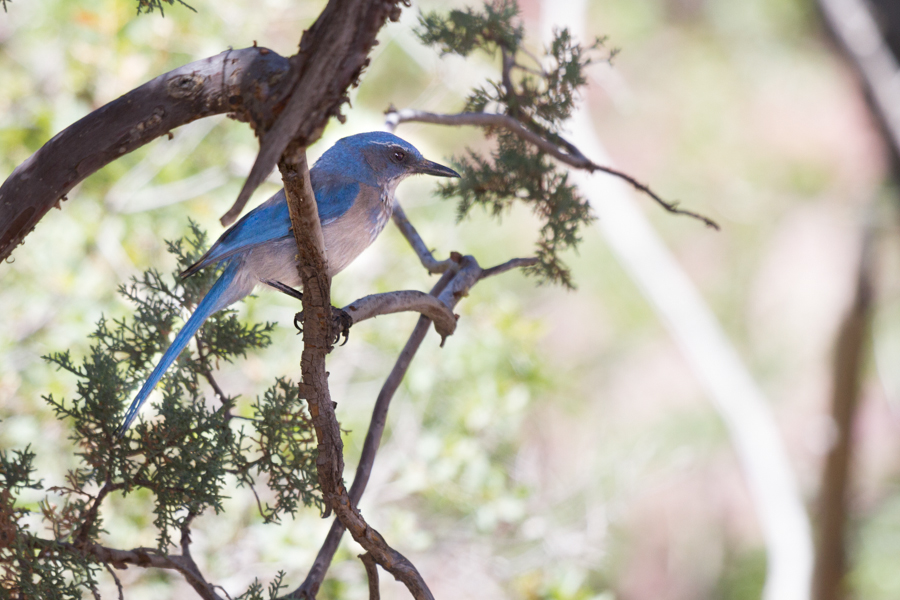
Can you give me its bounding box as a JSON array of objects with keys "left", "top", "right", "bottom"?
[
  {"left": 292, "top": 306, "right": 353, "bottom": 346},
  {"left": 332, "top": 307, "right": 352, "bottom": 346}
]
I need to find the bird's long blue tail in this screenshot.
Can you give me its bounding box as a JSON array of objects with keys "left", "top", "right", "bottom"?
[{"left": 118, "top": 260, "right": 241, "bottom": 435}]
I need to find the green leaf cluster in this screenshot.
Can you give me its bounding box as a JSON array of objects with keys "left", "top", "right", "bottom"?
[
  {"left": 237, "top": 570, "right": 286, "bottom": 600},
  {"left": 418, "top": 0, "right": 617, "bottom": 287},
  {"left": 135, "top": 0, "right": 196, "bottom": 16},
  {"left": 416, "top": 0, "right": 523, "bottom": 57},
  {"left": 1, "top": 225, "right": 319, "bottom": 599}
]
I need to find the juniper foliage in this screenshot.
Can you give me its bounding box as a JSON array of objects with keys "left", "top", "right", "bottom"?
[
  {"left": 417, "top": 0, "right": 617, "bottom": 287},
  {"left": 0, "top": 224, "right": 319, "bottom": 599},
  {"left": 135, "top": 0, "right": 196, "bottom": 16}
]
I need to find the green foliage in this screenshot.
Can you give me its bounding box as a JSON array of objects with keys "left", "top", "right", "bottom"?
[
  {"left": 417, "top": 0, "right": 617, "bottom": 287},
  {"left": 0, "top": 445, "right": 40, "bottom": 494},
  {"left": 417, "top": 0, "right": 523, "bottom": 57},
  {"left": 237, "top": 570, "right": 286, "bottom": 600},
  {"left": 440, "top": 131, "right": 592, "bottom": 288},
  {"left": 0, "top": 225, "right": 319, "bottom": 598},
  {"left": 135, "top": 0, "right": 196, "bottom": 16}
]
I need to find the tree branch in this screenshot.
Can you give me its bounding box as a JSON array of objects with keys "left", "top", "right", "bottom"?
[
  {"left": 390, "top": 204, "right": 454, "bottom": 273},
  {"left": 290, "top": 249, "right": 536, "bottom": 597},
  {"left": 1, "top": 0, "right": 410, "bottom": 259},
  {"left": 62, "top": 541, "right": 226, "bottom": 600},
  {"left": 103, "top": 562, "right": 124, "bottom": 600},
  {"left": 289, "top": 270, "right": 456, "bottom": 599},
  {"left": 817, "top": 0, "right": 900, "bottom": 162},
  {"left": 812, "top": 218, "right": 875, "bottom": 600},
  {"left": 0, "top": 47, "right": 293, "bottom": 261},
  {"left": 360, "top": 552, "right": 381, "bottom": 600},
  {"left": 479, "top": 256, "right": 539, "bottom": 279},
  {"left": 279, "top": 146, "right": 434, "bottom": 600},
  {"left": 342, "top": 290, "right": 457, "bottom": 340},
  {"left": 384, "top": 107, "right": 719, "bottom": 230},
  {"left": 221, "top": 0, "right": 407, "bottom": 225}
]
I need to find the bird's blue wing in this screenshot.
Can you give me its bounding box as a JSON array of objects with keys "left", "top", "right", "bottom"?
[
  {"left": 182, "top": 178, "right": 360, "bottom": 278},
  {"left": 315, "top": 175, "right": 360, "bottom": 226},
  {"left": 182, "top": 191, "right": 292, "bottom": 277}
]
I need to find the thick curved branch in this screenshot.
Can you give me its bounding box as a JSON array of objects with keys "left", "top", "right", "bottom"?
[
  {"left": 2, "top": 0, "right": 409, "bottom": 257},
  {"left": 384, "top": 108, "right": 719, "bottom": 230},
  {"left": 342, "top": 290, "right": 457, "bottom": 339},
  {"left": 0, "top": 47, "right": 293, "bottom": 261},
  {"left": 221, "top": 0, "right": 407, "bottom": 225}
]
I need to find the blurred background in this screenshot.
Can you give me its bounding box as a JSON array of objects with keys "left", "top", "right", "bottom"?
[{"left": 2, "top": 0, "right": 900, "bottom": 598}]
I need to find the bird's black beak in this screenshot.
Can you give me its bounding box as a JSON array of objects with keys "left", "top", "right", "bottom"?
[{"left": 416, "top": 159, "right": 460, "bottom": 178}]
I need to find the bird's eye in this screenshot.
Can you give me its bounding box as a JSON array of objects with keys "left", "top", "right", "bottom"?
[{"left": 391, "top": 150, "right": 406, "bottom": 163}]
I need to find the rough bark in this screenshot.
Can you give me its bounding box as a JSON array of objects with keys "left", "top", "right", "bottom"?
[
  {"left": 0, "top": 0, "right": 407, "bottom": 261},
  {"left": 279, "top": 146, "right": 435, "bottom": 600},
  {"left": 221, "top": 0, "right": 406, "bottom": 225},
  {"left": 0, "top": 47, "right": 292, "bottom": 261}
]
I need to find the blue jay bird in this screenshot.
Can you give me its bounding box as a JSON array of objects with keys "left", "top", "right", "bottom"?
[{"left": 119, "top": 131, "right": 459, "bottom": 433}]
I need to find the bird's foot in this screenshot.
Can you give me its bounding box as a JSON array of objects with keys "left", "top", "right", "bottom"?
[
  {"left": 332, "top": 307, "right": 352, "bottom": 346},
  {"left": 293, "top": 306, "right": 353, "bottom": 346}
]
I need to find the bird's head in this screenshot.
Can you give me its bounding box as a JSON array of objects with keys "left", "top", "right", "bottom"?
[{"left": 321, "top": 131, "right": 460, "bottom": 187}]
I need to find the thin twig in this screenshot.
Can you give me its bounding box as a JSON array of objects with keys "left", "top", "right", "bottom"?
[
  {"left": 390, "top": 205, "right": 454, "bottom": 273},
  {"left": 513, "top": 59, "right": 546, "bottom": 77},
  {"left": 196, "top": 338, "right": 233, "bottom": 418},
  {"left": 246, "top": 480, "right": 269, "bottom": 520},
  {"left": 72, "top": 480, "right": 118, "bottom": 548},
  {"left": 103, "top": 562, "right": 124, "bottom": 600},
  {"left": 360, "top": 553, "right": 381, "bottom": 600},
  {"left": 215, "top": 585, "right": 235, "bottom": 600},
  {"left": 479, "top": 256, "right": 539, "bottom": 280},
  {"left": 180, "top": 512, "right": 197, "bottom": 559},
  {"left": 384, "top": 108, "right": 719, "bottom": 230},
  {"left": 500, "top": 48, "right": 518, "bottom": 111},
  {"left": 518, "top": 45, "right": 546, "bottom": 72}
]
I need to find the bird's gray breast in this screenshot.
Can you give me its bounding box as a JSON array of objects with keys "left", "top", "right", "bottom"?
[
  {"left": 245, "top": 183, "right": 393, "bottom": 295},
  {"left": 321, "top": 183, "right": 393, "bottom": 275}
]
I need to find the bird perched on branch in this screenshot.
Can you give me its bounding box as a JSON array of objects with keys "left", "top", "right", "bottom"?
[{"left": 119, "top": 131, "right": 459, "bottom": 433}]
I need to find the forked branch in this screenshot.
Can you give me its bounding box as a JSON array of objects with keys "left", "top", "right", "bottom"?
[
  {"left": 291, "top": 228, "right": 536, "bottom": 597},
  {"left": 342, "top": 290, "right": 458, "bottom": 340}
]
